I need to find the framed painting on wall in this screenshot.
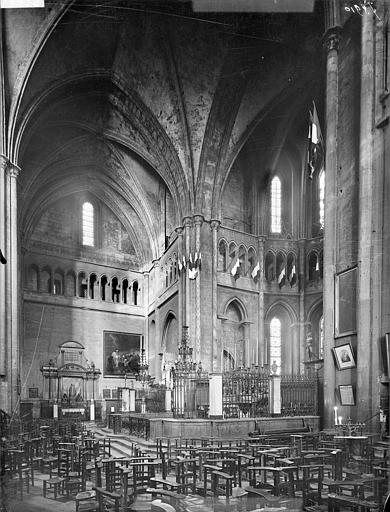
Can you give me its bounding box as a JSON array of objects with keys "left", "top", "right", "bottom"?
[
  {"left": 335, "top": 267, "right": 357, "bottom": 338},
  {"left": 104, "top": 331, "right": 141, "bottom": 377},
  {"left": 332, "top": 342, "right": 356, "bottom": 371},
  {"left": 28, "top": 387, "right": 39, "bottom": 399},
  {"left": 339, "top": 385, "right": 355, "bottom": 406},
  {"left": 381, "top": 333, "right": 390, "bottom": 376}
]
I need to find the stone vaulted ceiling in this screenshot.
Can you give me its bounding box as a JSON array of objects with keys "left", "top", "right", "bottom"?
[{"left": 4, "top": 0, "right": 324, "bottom": 265}]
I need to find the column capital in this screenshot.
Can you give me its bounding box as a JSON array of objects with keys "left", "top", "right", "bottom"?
[
  {"left": 210, "top": 219, "right": 221, "bottom": 231},
  {"left": 183, "top": 216, "right": 193, "bottom": 228},
  {"left": 0, "top": 155, "right": 20, "bottom": 178},
  {"left": 323, "top": 27, "right": 341, "bottom": 53},
  {"left": 193, "top": 214, "right": 204, "bottom": 227},
  {"left": 7, "top": 164, "right": 20, "bottom": 179}
]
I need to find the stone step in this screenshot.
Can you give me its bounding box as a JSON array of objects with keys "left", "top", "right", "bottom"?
[{"left": 91, "top": 426, "right": 158, "bottom": 458}]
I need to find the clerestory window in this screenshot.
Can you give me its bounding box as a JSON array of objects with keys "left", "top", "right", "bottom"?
[
  {"left": 82, "top": 202, "right": 94, "bottom": 247},
  {"left": 271, "top": 177, "right": 281, "bottom": 233}
]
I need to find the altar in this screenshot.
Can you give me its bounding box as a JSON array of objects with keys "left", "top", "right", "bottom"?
[{"left": 40, "top": 341, "right": 101, "bottom": 415}]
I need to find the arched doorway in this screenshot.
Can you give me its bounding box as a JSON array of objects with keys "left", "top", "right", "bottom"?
[
  {"left": 221, "top": 300, "right": 246, "bottom": 369},
  {"left": 162, "top": 313, "right": 178, "bottom": 385}
]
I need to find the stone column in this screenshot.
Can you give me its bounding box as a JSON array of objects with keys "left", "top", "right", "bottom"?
[
  {"left": 357, "top": 9, "right": 375, "bottom": 422},
  {"left": 270, "top": 375, "right": 281, "bottom": 415},
  {"left": 153, "top": 261, "right": 161, "bottom": 380},
  {"left": 193, "top": 215, "right": 203, "bottom": 361},
  {"left": 0, "top": 157, "right": 6, "bottom": 381},
  {"left": 175, "top": 226, "right": 184, "bottom": 338},
  {"left": 143, "top": 272, "right": 149, "bottom": 363},
  {"left": 322, "top": 27, "right": 340, "bottom": 428},
  {"left": 210, "top": 220, "right": 220, "bottom": 371},
  {"left": 240, "top": 321, "right": 251, "bottom": 367},
  {"left": 209, "top": 373, "right": 223, "bottom": 418},
  {"left": 257, "top": 236, "right": 265, "bottom": 366},
  {"left": 5, "top": 160, "right": 20, "bottom": 414},
  {"left": 183, "top": 217, "right": 192, "bottom": 341},
  {"left": 0, "top": 18, "right": 5, "bottom": 386},
  {"left": 298, "top": 239, "right": 306, "bottom": 374}
]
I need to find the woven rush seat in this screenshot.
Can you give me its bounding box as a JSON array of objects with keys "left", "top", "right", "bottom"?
[{"left": 42, "top": 476, "right": 66, "bottom": 500}]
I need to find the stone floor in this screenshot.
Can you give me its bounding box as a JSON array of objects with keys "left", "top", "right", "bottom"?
[
  {"left": 0, "top": 472, "right": 304, "bottom": 512},
  {"left": 1, "top": 472, "right": 77, "bottom": 512}
]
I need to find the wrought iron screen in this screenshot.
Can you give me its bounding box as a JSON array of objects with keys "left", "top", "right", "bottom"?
[
  {"left": 172, "top": 371, "right": 209, "bottom": 418},
  {"left": 281, "top": 375, "right": 319, "bottom": 415},
  {"left": 222, "top": 367, "right": 270, "bottom": 418}
]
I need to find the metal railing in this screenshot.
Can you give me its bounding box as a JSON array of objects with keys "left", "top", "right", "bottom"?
[
  {"left": 172, "top": 371, "right": 209, "bottom": 418},
  {"left": 222, "top": 367, "right": 271, "bottom": 418},
  {"left": 281, "top": 374, "right": 319, "bottom": 416}
]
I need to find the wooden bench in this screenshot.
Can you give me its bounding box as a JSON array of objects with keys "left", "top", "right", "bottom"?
[{"left": 250, "top": 418, "right": 311, "bottom": 444}]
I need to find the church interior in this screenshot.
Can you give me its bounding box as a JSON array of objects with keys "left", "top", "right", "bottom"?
[{"left": 0, "top": 0, "right": 389, "bottom": 510}]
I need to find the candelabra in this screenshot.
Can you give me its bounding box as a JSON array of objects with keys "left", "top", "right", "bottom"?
[
  {"left": 136, "top": 348, "right": 151, "bottom": 414},
  {"left": 172, "top": 327, "right": 204, "bottom": 418},
  {"left": 174, "top": 326, "right": 202, "bottom": 374}
]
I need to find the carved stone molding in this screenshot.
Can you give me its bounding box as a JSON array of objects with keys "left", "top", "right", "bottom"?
[
  {"left": 183, "top": 216, "right": 193, "bottom": 228},
  {"left": 6, "top": 164, "right": 20, "bottom": 179},
  {"left": 0, "top": 155, "right": 8, "bottom": 172},
  {"left": 193, "top": 215, "right": 204, "bottom": 227},
  {"left": 324, "top": 28, "right": 341, "bottom": 53},
  {"left": 210, "top": 219, "right": 221, "bottom": 231},
  {"left": 0, "top": 155, "right": 21, "bottom": 178}
]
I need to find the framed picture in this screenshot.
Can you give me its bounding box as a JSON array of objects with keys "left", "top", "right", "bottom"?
[
  {"left": 332, "top": 342, "right": 356, "bottom": 370},
  {"left": 335, "top": 267, "right": 357, "bottom": 338},
  {"left": 339, "top": 385, "right": 355, "bottom": 406},
  {"left": 104, "top": 331, "right": 142, "bottom": 377},
  {"left": 102, "top": 388, "right": 111, "bottom": 399},
  {"left": 28, "top": 387, "right": 39, "bottom": 399},
  {"left": 381, "top": 334, "right": 390, "bottom": 376}
]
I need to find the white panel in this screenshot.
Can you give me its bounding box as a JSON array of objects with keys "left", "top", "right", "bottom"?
[{"left": 1, "top": 0, "right": 44, "bottom": 7}]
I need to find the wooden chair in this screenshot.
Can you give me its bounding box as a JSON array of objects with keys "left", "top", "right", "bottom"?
[
  {"left": 94, "top": 486, "right": 121, "bottom": 512},
  {"left": 146, "top": 489, "right": 187, "bottom": 512},
  {"left": 42, "top": 475, "right": 66, "bottom": 500},
  {"left": 75, "top": 489, "right": 98, "bottom": 512},
  {"left": 6, "top": 448, "right": 31, "bottom": 498},
  {"left": 300, "top": 464, "right": 324, "bottom": 509},
  {"left": 174, "top": 457, "right": 197, "bottom": 494}
]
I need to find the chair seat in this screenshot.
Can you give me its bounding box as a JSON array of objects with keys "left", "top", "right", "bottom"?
[
  {"left": 45, "top": 476, "right": 65, "bottom": 485},
  {"left": 76, "top": 492, "right": 98, "bottom": 512}
]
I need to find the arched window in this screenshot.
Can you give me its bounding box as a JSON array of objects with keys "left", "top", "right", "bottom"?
[
  {"left": 319, "top": 315, "right": 324, "bottom": 358},
  {"left": 270, "top": 317, "right": 281, "bottom": 374},
  {"left": 218, "top": 240, "right": 227, "bottom": 271},
  {"left": 223, "top": 350, "right": 235, "bottom": 371},
  {"left": 271, "top": 177, "right": 281, "bottom": 233},
  {"left": 53, "top": 269, "right": 64, "bottom": 295},
  {"left": 122, "top": 279, "right": 129, "bottom": 304},
  {"left": 319, "top": 170, "right": 325, "bottom": 229},
  {"left": 82, "top": 202, "right": 94, "bottom": 246},
  {"left": 27, "top": 265, "right": 39, "bottom": 291},
  {"left": 133, "top": 281, "right": 139, "bottom": 305},
  {"left": 89, "top": 274, "right": 97, "bottom": 299}
]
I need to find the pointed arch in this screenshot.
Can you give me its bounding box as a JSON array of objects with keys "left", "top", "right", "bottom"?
[{"left": 223, "top": 297, "right": 247, "bottom": 322}]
